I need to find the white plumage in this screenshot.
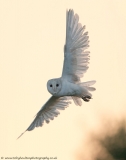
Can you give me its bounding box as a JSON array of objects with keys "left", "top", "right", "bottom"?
[{"left": 17, "top": 9, "right": 96, "bottom": 139}]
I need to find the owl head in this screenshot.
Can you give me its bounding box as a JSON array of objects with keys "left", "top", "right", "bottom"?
[{"left": 47, "top": 78, "right": 62, "bottom": 95}]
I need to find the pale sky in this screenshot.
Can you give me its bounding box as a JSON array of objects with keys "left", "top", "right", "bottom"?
[{"left": 0, "top": 1, "right": 126, "bottom": 160}]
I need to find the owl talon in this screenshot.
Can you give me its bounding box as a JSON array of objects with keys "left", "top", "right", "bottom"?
[
  {"left": 86, "top": 96, "right": 91, "bottom": 99},
  {"left": 82, "top": 96, "right": 92, "bottom": 102}
]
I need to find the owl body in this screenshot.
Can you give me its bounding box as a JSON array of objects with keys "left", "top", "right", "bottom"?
[{"left": 58, "top": 78, "right": 83, "bottom": 97}]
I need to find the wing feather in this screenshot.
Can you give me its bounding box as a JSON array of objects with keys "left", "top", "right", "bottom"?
[
  {"left": 62, "top": 9, "right": 90, "bottom": 83},
  {"left": 17, "top": 96, "right": 71, "bottom": 139},
  {"left": 71, "top": 96, "right": 82, "bottom": 106}
]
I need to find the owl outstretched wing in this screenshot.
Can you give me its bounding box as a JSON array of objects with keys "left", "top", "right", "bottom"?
[
  {"left": 62, "top": 9, "right": 90, "bottom": 83},
  {"left": 17, "top": 96, "right": 71, "bottom": 139}
]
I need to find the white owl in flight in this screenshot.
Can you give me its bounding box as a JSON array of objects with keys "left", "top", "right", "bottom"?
[{"left": 18, "top": 9, "right": 96, "bottom": 139}]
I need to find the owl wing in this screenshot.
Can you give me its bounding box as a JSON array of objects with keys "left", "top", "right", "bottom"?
[
  {"left": 62, "top": 9, "right": 90, "bottom": 83},
  {"left": 17, "top": 96, "right": 71, "bottom": 139}
]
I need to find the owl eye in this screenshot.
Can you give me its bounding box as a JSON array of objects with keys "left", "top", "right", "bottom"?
[
  {"left": 56, "top": 84, "right": 59, "bottom": 87},
  {"left": 50, "top": 84, "right": 53, "bottom": 87}
]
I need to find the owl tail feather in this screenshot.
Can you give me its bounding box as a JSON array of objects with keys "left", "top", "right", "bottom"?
[
  {"left": 79, "top": 80, "right": 96, "bottom": 102},
  {"left": 80, "top": 80, "right": 96, "bottom": 91}
]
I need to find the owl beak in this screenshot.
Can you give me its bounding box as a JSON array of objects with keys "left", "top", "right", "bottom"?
[{"left": 53, "top": 86, "right": 57, "bottom": 94}]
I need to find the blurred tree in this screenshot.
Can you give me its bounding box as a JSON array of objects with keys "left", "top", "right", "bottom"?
[{"left": 97, "top": 121, "right": 126, "bottom": 160}]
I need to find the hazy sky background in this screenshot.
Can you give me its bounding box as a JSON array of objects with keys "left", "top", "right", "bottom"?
[{"left": 0, "top": 1, "right": 126, "bottom": 160}]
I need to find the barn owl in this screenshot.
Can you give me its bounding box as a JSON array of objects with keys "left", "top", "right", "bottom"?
[{"left": 17, "top": 9, "right": 96, "bottom": 139}]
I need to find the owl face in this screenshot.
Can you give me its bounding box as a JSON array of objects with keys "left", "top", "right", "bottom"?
[{"left": 47, "top": 78, "right": 62, "bottom": 95}]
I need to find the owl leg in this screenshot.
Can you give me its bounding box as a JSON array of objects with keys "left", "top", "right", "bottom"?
[{"left": 82, "top": 95, "right": 91, "bottom": 102}]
